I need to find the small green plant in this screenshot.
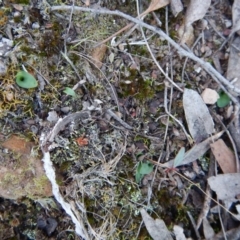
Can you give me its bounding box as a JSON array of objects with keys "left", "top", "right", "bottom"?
[
  {"left": 173, "top": 147, "right": 185, "bottom": 168},
  {"left": 15, "top": 71, "right": 38, "bottom": 89},
  {"left": 135, "top": 161, "right": 153, "bottom": 183},
  {"left": 63, "top": 87, "right": 77, "bottom": 97},
  {"left": 217, "top": 91, "right": 230, "bottom": 108}
]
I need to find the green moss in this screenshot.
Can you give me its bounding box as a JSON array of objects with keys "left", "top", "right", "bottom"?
[
  {"left": 20, "top": 45, "right": 38, "bottom": 55},
  {"left": 120, "top": 76, "right": 155, "bottom": 101},
  {"left": 134, "top": 135, "right": 151, "bottom": 148},
  {"left": 157, "top": 189, "right": 189, "bottom": 226},
  {"left": 33, "top": 175, "right": 50, "bottom": 191}
]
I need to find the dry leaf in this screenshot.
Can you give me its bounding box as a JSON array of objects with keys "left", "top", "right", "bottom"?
[
  {"left": 12, "top": 4, "right": 23, "bottom": 11},
  {"left": 232, "top": 0, "right": 240, "bottom": 35},
  {"left": 143, "top": 0, "right": 170, "bottom": 16},
  {"left": 210, "top": 139, "right": 236, "bottom": 173},
  {"left": 140, "top": 209, "right": 173, "bottom": 240},
  {"left": 91, "top": 44, "right": 107, "bottom": 68},
  {"left": 162, "top": 131, "right": 224, "bottom": 168},
  {"left": 183, "top": 88, "right": 214, "bottom": 142},
  {"left": 227, "top": 36, "right": 240, "bottom": 96},
  {"left": 203, "top": 218, "right": 215, "bottom": 239},
  {"left": 178, "top": 24, "right": 194, "bottom": 46},
  {"left": 180, "top": 0, "right": 211, "bottom": 45},
  {"left": 170, "top": 0, "right": 183, "bottom": 17},
  {"left": 208, "top": 173, "right": 240, "bottom": 202},
  {"left": 173, "top": 225, "right": 186, "bottom": 240},
  {"left": 201, "top": 88, "right": 219, "bottom": 105},
  {"left": 184, "top": 0, "right": 211, "bottom": 27}
]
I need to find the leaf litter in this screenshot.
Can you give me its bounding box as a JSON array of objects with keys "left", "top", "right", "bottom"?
[{"left": 0, "top": 0, "right": 240, "bottom": 239}]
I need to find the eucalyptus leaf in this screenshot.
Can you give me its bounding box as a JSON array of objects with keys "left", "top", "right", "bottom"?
[
  {"left": 16, "top": 71, "right": 38, "bottom": 89},
  {"left": 63, "top": 87, "right": 77, "bottom": 97},
  {"left": 217, "top": 91, "right": 230, "bottom": 108},
  {"left": 136, "top": 161, "right": 154, "bottom": 183}
]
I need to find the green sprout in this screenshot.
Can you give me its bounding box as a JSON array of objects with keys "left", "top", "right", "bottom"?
[
  {"left": 16, "top": 71, "right": 38, "bottom": 89},
  {"left": 63, "top": 87, "right": 77, "bottom": 98},
  {"left": 135, "top": 161, "right": 153, "bottom": 184},
  {"left": 217, "top": 91, "right": 230, "bottom": 108}
]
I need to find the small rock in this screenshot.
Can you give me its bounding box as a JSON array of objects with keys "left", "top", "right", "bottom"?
[
  {"left": 32, "top": 22, "right": 40, "bottom": 29},
  {"left": 60, "top": 106, "right": 70, "bottom": 113},
  {"left": 201, "top": 88, "right": 219, "bottom": 105},
  {"left": 37, "top": 217, "right": 58, "bottom": 236},
  {"left": 47, "top": 111, "right": 59, "bottom": 123}
]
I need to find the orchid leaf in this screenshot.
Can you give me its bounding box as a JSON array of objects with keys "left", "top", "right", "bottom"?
[
  {"left": 16, "top": 71, "right": 38, "bottom": 89},
  {"left": 217, "top": 91, "right": 230, "bottom": 108},
  {"left": 173, "top": 147, "right": 185, "bottom": 168},
  {"left": 136, "top": 161, "right": 153, "bottom": 183},
  {"left": 63, "top": 87, "right": 77, "bottom": 97}
]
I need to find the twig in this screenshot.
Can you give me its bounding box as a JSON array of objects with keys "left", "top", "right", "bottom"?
[
  {"left": 187, "top": 211, "right": 201, "bottom": 240},
  {"left": 196, "top": 152, "right": 215, "bottom": 229},
  {"left": 50, "top": 5, "right": 240, "bottom": 102},
  {"left": 106, "top": 109, "right": 133, "bottom": 130}
]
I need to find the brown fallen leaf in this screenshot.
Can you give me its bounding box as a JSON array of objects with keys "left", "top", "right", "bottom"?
[
  {"left": 210, "top": 139, "right": 236, "bottom": 173},
  {"left": 180, "top": 0, "right": 211, "bottom": 45},
  {"left": 91, "top": 44, "right": 108, "bottom": 68},
  {"left": 144, "top": 0, "right": 170, "bottom": 15}
]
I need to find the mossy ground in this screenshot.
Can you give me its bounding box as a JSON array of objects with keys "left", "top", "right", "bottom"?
[{"left": 0, "top": 0, "right": 223, "bottom": 239}]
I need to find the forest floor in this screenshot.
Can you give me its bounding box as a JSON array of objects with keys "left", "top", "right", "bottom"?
[{"left": 0, "top": 0, "right": 240, "bottom": 239}]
